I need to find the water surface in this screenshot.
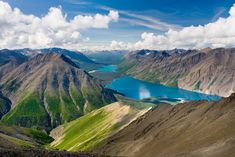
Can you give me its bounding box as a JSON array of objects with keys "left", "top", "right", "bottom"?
[
  {"left": 106, "top": 76, "right": 221, "bottom": 101},
  {"left": 89, "top": 65, "right": 117, "bottom": 73}
]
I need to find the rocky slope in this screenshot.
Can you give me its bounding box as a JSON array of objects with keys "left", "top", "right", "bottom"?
[
  {"left": 96, "top": 93, "right": 235, "bottom": 157},
  {"left": 0, "top": 53, "right": 115, "bottom": 131},
  {"left": 179, "top": 48, "right": 235, "bottom": 97},
  {"left": 119, "top": 48, "right": 235, "bottom": 97}
]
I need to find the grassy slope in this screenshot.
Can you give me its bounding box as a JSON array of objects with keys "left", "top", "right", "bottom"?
[
  {"left": 1, "top": 82, "right": 114, "bottom": 130},
  {"left": 0, "top": 124, "right": 53, "bottom": 149},
  {"left": 50, "top": 102, "right": 149, "bottom": 152},
  {"left": 118, "top": 59, "right": 180, "bottom": 87},
  {"left": 1, "top": 91, "right": 50, "bottom": 130},
  {"left": 0, "top": 53, "right": 116, "bottom": 131}
]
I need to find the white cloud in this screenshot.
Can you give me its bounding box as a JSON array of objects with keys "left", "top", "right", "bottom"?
[
  {"left": 109, "top": 4, "right": 235, "bottom": 50},
  {"left": 110, "top": 40, "right": 127, "bottom": 50},
  {"left": 99, "top": 5, "right": 181, "bottom": 31},
  {"left": 0, "top": 1, "right": 119, "bottom": 49}
]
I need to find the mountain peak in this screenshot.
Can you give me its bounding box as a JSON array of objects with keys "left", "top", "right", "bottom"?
[
  {"left": 27, "top": 53, "right": 80, "bottom": 69},
  {"left": 0, "top": 52, "right": 115, "bottom": 131}
]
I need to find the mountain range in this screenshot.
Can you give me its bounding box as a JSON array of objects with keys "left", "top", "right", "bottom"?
[
  {"left": 119, "top": 48, "right": 235, "bottom": 97},
  {"left": 0, "top": 47, "right": 234, "bottom": 157}
]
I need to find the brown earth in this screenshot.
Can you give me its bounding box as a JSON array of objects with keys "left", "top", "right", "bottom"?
[{"left": 96, "top": 93, "right": 235, "bottom": 157}]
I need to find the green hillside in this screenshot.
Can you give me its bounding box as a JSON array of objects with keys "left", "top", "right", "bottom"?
[
  {"left": 0, "top": 53, "right": 115, "bottom": 131},
  {"left": 0, "top": 124, "right": 53, "bottom": 149},
  {"left": 50, "top": 102, "right": 148, "bottom": 152}
]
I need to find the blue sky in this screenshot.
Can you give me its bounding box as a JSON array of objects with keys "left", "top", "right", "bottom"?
[{"left": 2, "top": 0, "right": 235, "bottom": 50}]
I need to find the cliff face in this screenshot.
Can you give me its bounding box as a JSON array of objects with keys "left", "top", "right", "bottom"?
[
  {"left": 96, "top": 93, "right": 235, "bottom": 157},
  {"left": 119, "top": 48, "right": 235, "bottom": 97},
  {"left": 179, "top": 48, "right": 235, "bottom": 97},
  {"left": 0, "top": 53, "right": 115, "bottom": 131}
]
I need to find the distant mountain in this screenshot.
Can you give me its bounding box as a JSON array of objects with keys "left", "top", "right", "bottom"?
[
  {"left": 85, "top": 50, "right": 128, "bottom": 64},
  {"left": 40, "top": 48, "right": 100, "bottom": 70},
  {"left": 119, "top": 48, "right": 235, "bottom": 97},
  {"left": 0, "top": 53, "right": 116, "bottom": 131},
  {"left": 96, "top": 93, "right": 235, "bottom": 157},
  {"left": 0, "top": 48, "right": 101, "bottom": 71},
  {"left": 0, "top": 49, "right": 28, "bottom": 65},
  {"left": 0, "top": 50, "right": 29, "bottom": 83}
]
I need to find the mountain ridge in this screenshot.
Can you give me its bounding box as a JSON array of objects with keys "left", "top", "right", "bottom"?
[
  {"left": 96, "top": 93, "right": 235, "bottom": 157},
  {"left": 0, "top": 53, "right": 116, "bottom": 131}
]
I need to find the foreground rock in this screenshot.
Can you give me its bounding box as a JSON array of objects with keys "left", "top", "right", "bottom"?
[
  {"left": 0, "top": 148, "right": 106, "bottom": 157},
  {"left": 96, "top": 93, "right": 235, "bottom": 157}
]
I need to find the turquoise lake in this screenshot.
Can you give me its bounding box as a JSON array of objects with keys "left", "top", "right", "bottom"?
[
  {"left": 89, "top": 65, "right": 117, "bottom": 73},
  {"left": 106, "top": 76, "right": 221, "bottom": 101}
]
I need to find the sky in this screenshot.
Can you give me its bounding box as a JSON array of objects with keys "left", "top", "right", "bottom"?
[{"left": 1, "top": 0, "right": 235, "bottom": 51}]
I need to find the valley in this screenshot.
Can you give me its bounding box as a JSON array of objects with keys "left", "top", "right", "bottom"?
[
  {"left": 0, "top": 1, "right": 235, "bottom": 156},
  {"left": 0, "top": 47, "right": 233, "bottom": 157}
]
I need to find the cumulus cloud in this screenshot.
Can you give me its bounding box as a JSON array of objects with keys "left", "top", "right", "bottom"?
[
  {"left": 0, "top": 1, "right": 118, "bottom": 49},
  {"left": 110, "top": 40, "right": 127, "bottom": 50},
  {"left": 109, "top": 4, "right": 235, "bottom": 50}
]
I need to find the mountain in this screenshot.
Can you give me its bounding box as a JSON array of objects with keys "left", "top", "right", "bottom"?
[
  {"left": 50, "top": 102, "right": 149, "bottom": 152},
  {"left": 0, "top": 49, "right": 28, "bottom": 66},
  {"left": 40, "top": 48, "right": 100, "bottom": 70},
  {"left": 0, "top": 48, "right": 101, "bottom": 71},
  {"left": 14, "top": 48, "right": 101, "bottom": 71},
  {"left": 0, "top": 50, "right": 29, "bottom": 81},
  {"left": 118, "top": 48, "right": 235, "bottom": 97},
  {"left": 179, "top": 48, "right": 235, "bottom": 97},
  {"left": 0, "top": 53, "right": 116, "bottom": 131},
  {"left": 96, "top": 93, "right": 235, "bottom": 157}
]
